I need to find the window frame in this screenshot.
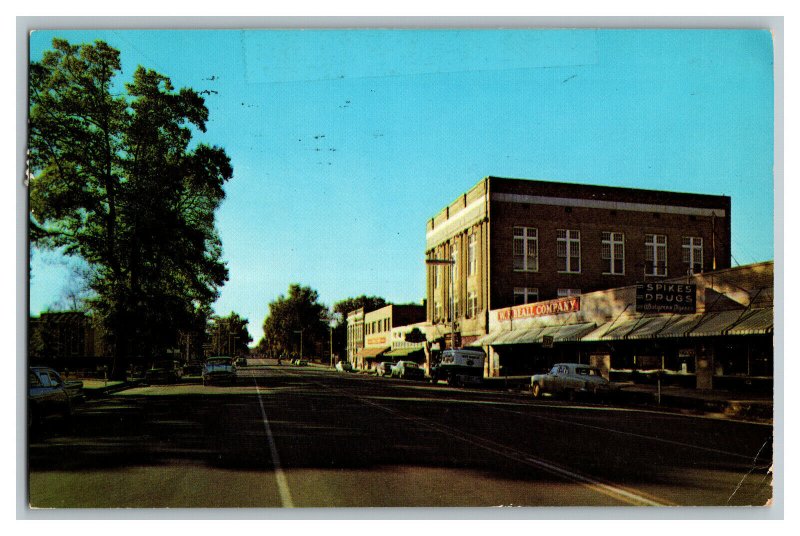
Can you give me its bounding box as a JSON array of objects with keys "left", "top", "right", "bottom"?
[
  {"left": 682, "top": 236, "right": 703, "bottom": 274},
  {"left": 645, "top": 234, "right": 668, "bottom": 276},
  {"left": 557, "top": 229, "right": 581, "bottom": 274},
  {"left": 513, "top": 226, "right": 539, "bottom": 272},
  {"left": 601, "top": 231, "right": 625, "bottom": 275}
]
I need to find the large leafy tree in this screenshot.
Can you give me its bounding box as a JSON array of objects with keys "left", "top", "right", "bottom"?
[
  {"left": 208, "top": 312, "right": 253, "bottom": 357},
  {"left": 260, "top": 285, "right": 328, "bottom": 358},
  {"left": 29, "top": 39, "right": 232, "bottom": 377}
]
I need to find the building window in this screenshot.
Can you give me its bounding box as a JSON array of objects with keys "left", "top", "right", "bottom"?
[
  {"left": 434, "top": 302, "right": 443, "bottom": 323},
  {"left": 557, "top": 288, "right": 582, "bottom": 297},
  {"left": 514, "top": 287, "right": 539, "bottom": 305},
  {"left": 683, "top": 236, "right": 703, "bottom": 274},
  {"left": 513, "top": 227, "right": 538, "bottom": 272},
  {"left": 601, "top": 232, "right": 625, "bottom": 275},
  {"left": 467, "top": 233, "right": 477, "bottom": 276},
  {"left": 434, "top": 263, "right": 441, "bottom": 288},
  {"left": 645, "top": 234, "right": 668, "bottom": 276},
  {"left": 467, "top": 291, "right": 478, "bottom": 319},
  {"left": 557, "top": 229, "right": 581, "bottom": 273}
]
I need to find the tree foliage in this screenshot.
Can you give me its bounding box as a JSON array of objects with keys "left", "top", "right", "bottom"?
[
  {"left": 208, "top": 312, "right": 253, "bottom": 357},
  {"left": 260, "top": 284, "right": 328, "bottom": 358},
  {"left": 29, "top": 39, "right": 232, "bottom": 375}
]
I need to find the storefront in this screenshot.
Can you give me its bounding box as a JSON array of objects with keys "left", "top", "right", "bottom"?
[{"left": 470, "top": 261, "right": 774, "bottom": 391}]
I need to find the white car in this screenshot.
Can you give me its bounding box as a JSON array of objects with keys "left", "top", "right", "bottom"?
[
  {"left": 203, "top": 356, "right": 237, "bottom": 385},
  {"left": 531, "top": 363, "right": 610, "bottom": 399},
  {"left": 335, "top": 361, "right": 354, "bottom": 372}
]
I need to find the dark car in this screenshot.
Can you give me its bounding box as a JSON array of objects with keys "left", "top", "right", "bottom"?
[
  {"left": 390, "top": 361, "right": 424, "bottom": 381},
  {"left": 375, "top": 361, "right": 394, "bottom": 377},
  {"left": 203, "top": 356, "right": 237, "bottom": 385},
  {"left": 144, "top": 360, "right": 183, "bottom": 384},
  {"left": 28, "top": 366, "right": 83, "bottom": 430}
]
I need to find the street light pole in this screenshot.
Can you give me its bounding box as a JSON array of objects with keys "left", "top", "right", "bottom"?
[{"left": 294, "top": 329, "right": 303, "bottom": 359}]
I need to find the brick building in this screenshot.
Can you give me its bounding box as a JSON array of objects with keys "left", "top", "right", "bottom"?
[
  {"left": 425, "top": 177, "right": 731, "bottom": 347},
  {"left": 351, "top": 304, "right": 426, "bottom": 370}
]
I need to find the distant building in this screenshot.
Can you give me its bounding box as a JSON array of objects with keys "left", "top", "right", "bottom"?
[
  {"left": 28, "top": 311, "right": 109, "bottom": 369},
  {"left": 350, "top": 304, "right": 426, "bottom": 370},
  {"left": 425, "top": 176, "right": 731, "bottom": 348}
]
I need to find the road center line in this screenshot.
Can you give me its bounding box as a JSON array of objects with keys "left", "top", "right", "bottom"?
[{"left": 251, "top": 372, "right": 295, "bottom": 508}]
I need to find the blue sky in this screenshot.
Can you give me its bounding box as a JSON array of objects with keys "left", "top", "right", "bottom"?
[{"left": 28, "top": 29, "right": 775, "bottom": 342}]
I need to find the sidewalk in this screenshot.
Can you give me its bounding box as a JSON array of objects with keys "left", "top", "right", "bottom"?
[{"left": 613, "top": 382, "right": 774, "bottom": 422}]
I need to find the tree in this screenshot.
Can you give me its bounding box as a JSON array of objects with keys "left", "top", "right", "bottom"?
[
  {"left": 260, "top": 285, "right": 328, "bottom": 358},
  {"left": 208, "top": 312, "right": 253, "bottom": 357},
  {"left": 330, "top": 295, "right": 388, "bottom": 358},
  {"left": 29, "top": 39, "right": 232, "bottom": 377}
]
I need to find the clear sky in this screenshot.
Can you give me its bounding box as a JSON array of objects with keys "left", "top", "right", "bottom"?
[{"left": 28, "top": 29, "right": 775, "bottom": 343}]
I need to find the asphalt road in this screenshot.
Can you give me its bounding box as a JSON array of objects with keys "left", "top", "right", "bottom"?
[{"left": 28, "top": 364, "right": 774, "bottom": 508}]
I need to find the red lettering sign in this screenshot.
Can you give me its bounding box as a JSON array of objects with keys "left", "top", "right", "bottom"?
[{"left": 496, "top": 297, "right": 580, "bottom": 322}]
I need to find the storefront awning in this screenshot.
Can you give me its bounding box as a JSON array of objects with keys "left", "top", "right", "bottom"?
[
  {"left": 551, "top": 322, "right": 597, "bottom": 342},
  {"left": 626, "top": 315, "right": 679, "bottom": 340},
  {"left": 725, "top": 308, "right": 773, "bottom": 335},
  {"left": 356, "top": 347, "right": 389, "bottom": 359},
  {"left": 467, "top": 322, "right": 594, "bottom": 346},
  {"left": 594, "top": 316, "right": 654, "bottom": 341},
  {"left": 656, "top": 313, "right": 706, "bottom": 338},
  {"left": 687, "top": 309, "right": 751, "bottom": 337},
  {"left": 384, "top": 346, "right": 425, "bottom": 358}
]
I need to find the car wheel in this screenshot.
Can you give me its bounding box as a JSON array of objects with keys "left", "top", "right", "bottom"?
[{"left": 532, "top": 383, "right": 541, "bottom": 398}]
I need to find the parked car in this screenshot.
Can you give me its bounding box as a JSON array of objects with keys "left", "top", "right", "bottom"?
[
  {"left": 530, "top": 363, "right": 611, "bottom": 399},
  {"left": 294, "top": 359, "right": 309, "bottom": 366},
  {"left": 144, "top": 360, "right": 183, "bottom": 384},
  {"left": 28, "top": 366, "right": 84, "bottom": 430},
  {"left": 203, "top": 356, "right": 237, "bottom": 385},
  {"left": 376, "top": 361, "right": 394, "bottom": 377},
  {"left": 390, "top": 360, "right": 424, "bottom": 381},
  {"left": 335, "top": 361, "right": 354, "bottom": 372},
  {"left": 183, "top": 361, "right": 204, "bottom": 376}
]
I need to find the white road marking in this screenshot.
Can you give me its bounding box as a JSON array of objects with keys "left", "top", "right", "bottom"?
[
  {"left": 319, "top": 382, "right": 673, "bottom": 507},
  {"left": 251, "top": 372, "right": 295, "bottom": 508}
]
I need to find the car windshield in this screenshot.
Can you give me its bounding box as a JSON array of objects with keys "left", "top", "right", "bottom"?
[
  {"left": 576, "top": 367, "right": 600, "bottom": 376},
  {"left": 207, "top": 359, "right": 231, "bottom": 366},
  {"left": 403, "top": 363, "right": 418, "bottom": 369}
]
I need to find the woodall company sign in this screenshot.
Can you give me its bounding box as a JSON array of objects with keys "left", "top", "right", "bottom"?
[{"left": 497, "top": 296, "right": 581, "bottom": 322}]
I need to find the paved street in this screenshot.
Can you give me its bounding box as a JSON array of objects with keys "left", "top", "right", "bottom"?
[{"left": 28, "top": 364, "right": 773, "bottom": 508}]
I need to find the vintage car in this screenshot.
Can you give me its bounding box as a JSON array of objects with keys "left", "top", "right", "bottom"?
[
  {"left": 335, "top": 361, "right": 354, "bottom": 372},
  {"left": 375, "top": 361, "right": 394, "bottom": 377},
  {"left": 531, "top": 363, "right": 611, "bottom": 399},
  {"left": 144, "top": 360, "right": 184, "bottom": 384},
  {"left": 28, "top": 366, "right": 84, "bottom": 429},
  {"left": 202, "top": 356, "right": 237, "bottom": 385},
  {"left": 390, "top": 360, "right": 424, "bottom": 381}
]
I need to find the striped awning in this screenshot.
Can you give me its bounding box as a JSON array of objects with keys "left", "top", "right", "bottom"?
[
  {"left": 687, "top": 309, "right": 751, "bottom": 337},
  {"left": 356, "top": 347, "right": 389, "bottom": 359},
  {"left": 656, "top": 313, "right": 706, "bottom": 338},
  {"left": 596, "top": 316, "right": 655, "bottom": 341},
  {"left": 626, "top": 315, "right": 680, "bottom": 340},
  {"left": 384, "top": 346, "right": 425, "bottom": 358},
  {"left": 726, "top": 308, "right": 773, "bottom": 335}
]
